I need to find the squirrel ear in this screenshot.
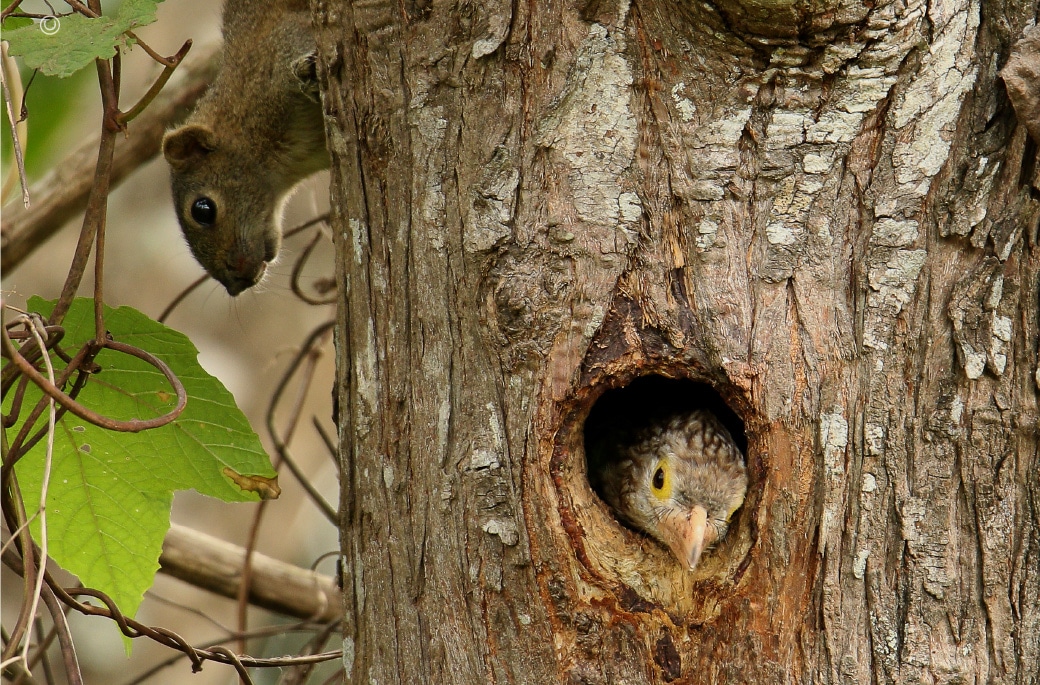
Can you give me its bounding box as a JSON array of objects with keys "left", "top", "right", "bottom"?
[
  {"left": 163, "top": 125, "right": 217, "bottom": 169},
  {"left": 292, "top": 51, "right": 320, "bottom": 100}
]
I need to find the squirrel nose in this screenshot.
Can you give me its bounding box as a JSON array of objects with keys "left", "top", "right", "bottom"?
[
  {"left": 222, "top": 251, "right": 268, "bottom": 295},
  {"left": 229, "top": 246, "right": 267, "bottom": 275}
]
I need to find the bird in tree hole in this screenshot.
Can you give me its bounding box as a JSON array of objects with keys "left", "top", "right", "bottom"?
[{"left": 588, "top": 409, "right": 748, "bottom": 571}]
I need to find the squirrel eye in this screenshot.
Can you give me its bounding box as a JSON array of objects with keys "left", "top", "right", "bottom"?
[
  {"left": 652, "top": 466, "right": 666, "bottom": 491},
  {"left": 191, "top": 197, "right": 217, "bottom": 226}
]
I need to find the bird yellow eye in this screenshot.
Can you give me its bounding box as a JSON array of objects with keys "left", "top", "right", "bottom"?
[{"left": 650, "top": 462, "right": 672, "bottom": 500}]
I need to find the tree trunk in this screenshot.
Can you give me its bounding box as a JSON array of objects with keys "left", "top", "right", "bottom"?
[{"left": 312, "top": 0, "right": 1040, "bottom": 681}]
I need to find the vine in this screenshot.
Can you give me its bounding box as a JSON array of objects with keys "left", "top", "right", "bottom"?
[{"left": 1, "top": 2, "right": 342, "bottom": 682}]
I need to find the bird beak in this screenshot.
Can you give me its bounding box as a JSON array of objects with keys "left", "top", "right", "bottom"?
[{"left": 658, "top": 504, "right": 712, "bottom": 571}]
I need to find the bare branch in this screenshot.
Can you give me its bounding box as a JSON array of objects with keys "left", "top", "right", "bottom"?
[
  {"left": 158, "top": 524, "right": 340, "bottom": 623},
  {"left": 1, "top": 43, "right": 29, "bottom": 208}
]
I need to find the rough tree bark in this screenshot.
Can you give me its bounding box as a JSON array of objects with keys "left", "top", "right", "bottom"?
[{"left": 313, "top": 0, "right": 1040, "bottom": 681}]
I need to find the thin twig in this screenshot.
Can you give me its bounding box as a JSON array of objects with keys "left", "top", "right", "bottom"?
[
  {"left": 277, "top": 619, "right": 341, "bottom": 685},
  {"left": 265, "top": 321, "right": 337, "bottom": 523},
  {"left": 3, "top": 318, "right": 89, "bottom": 457},
  {"left": 312, "top": 417, "right": 339, "bottom": 467},
  {"left": 1, "top": 320, "right": 66, "bottom": 390},
  {"left": 1, "top": 323, "right": 188, "bottom": 434},
  {"left": 236, "top": 274, "right": 336, "bottom": 650},
  {"left": 0, "top": 0, "right": 25, "bottom": 21},
  {"left": 157, "top": 274, "right": 209, "bottom": 323},
  {"left": 39, "top": 585, "right": 82, "bottom": 685},
  {"left": 208, "top": 646, "right": 254, "bottom": 685},
  {"left": 144, "top": 591, "right": 237, "bottom": 635},
  {"left": 0, "top": 320, "right": 57, "bottom": 677},
  {"left": 120, "top": 622, "right": 338, "bottom": 685},
  {"left": 236, "top": 504, "right": 266, "bottom": 655},
  {"left": 235, "top": 321, "right": 335, "bottom": 649},
  {"left": 90, "top": 48, "right": 123, "bottom": 339},
  {"left": 117, "top": 39, "right": 192, "bottom": 124},
  {"left": 28, "top": 616, "right": 57, "bottom": 680},
  {"left": 4, "top": 361, "right": 90, "bottom": 474},
  {"left": 16, "top": 318, "right": 56, "bottom": 670},
  {"left": 290, "top": 226, "right": 337, "bottom": 305},
  {"left": 0, "top": 512, "right": 36, "bottom": 558},
  {"left": 0, "top": 43, "right": 29, "bottom": 207},
  {"left": 0, "top": 642, "right": 38, "bottom": 685},
  {"left": 62, "top": 0, "right": 98, "bottom": 19},
  {"left": 0, "top": 474, "right": 38, "bottom": 667},
  {"left": 41, "top": 582, "right": 341, "bottom": 671},
  {"left": 46, "top": 93, "right": 115, "bottom": 324},
  {"left": 284, "top": 214, "right": 331, "bottom": 241},
  {"left": 1, "top": 44, "right": 220, "bottom": 273},
  {"left": 125, "top": 31, "right": 180, "bottom": 67}
]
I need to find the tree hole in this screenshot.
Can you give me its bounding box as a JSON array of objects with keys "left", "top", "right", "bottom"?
[
  {"left": 583, "top": 375, "right": 746, "bottom": 457},
  {"left": 573, "top": 375, "right": 752, "bottom": 611}
]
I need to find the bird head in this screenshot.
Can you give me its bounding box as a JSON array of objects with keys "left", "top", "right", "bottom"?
[{"left": 591, "top": 410, "right": 748, "bottom": 571}]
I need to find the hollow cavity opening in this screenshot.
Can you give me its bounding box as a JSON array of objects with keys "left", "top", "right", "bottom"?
[
  {"left": 583, "top": 375, "right": 746, "bottom": 457},
  {"left": 582, "top": 375, "right": 748, "bottom": 573}
]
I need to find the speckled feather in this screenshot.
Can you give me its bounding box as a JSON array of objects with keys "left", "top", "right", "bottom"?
[{"left": 590, "top": 409, "right": 748, "bottom": 568}]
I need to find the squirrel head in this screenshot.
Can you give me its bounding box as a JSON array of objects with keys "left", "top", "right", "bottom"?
[
  {"left": 164, "top": 124, "right": 283, "bottom": 296},
  {"left": 163, "top": 9, "right": 328, "bottom": 297}
]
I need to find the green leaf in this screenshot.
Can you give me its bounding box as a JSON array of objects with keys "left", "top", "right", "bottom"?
[
  {"left": 4, "top": 0, "right": 164, "bottom": 78},
  {"left": 1, "top": 0, "right": 30, "bottom": 29},
  {"left": 1, "top": 4, "right": 31, "bottom": 30},
  {"left": 6, "top": 298, "right": 276, "bottom": 643}
]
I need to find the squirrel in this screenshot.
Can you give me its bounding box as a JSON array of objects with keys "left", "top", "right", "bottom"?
[{"left": 163, "top": 0, "right": 328, "bottom": 296}]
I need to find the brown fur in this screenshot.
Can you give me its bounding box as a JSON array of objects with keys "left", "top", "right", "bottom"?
[{"left": 163, "top": 0, "right": 328, "bottom": 295}]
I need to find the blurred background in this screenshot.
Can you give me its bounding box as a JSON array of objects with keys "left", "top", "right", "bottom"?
[{"left": 2, "top": 1, "right": 341, "bottom": 682}]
